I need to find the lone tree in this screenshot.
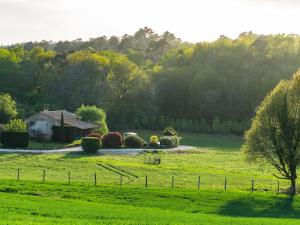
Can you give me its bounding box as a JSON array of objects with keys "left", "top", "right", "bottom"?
[{"left": 243, "top": 71, "right": 300, "bottom": 195}]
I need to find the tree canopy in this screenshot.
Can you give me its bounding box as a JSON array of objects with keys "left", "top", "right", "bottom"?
[
  {"left": 243, "top": 70, "right": 300, "bottom": 195},
  {"left": 75, "top": 105, "right": 108, "bottom": 135},
  {"left": 2, "top": 29, "right": 300, "bottom": 133}
]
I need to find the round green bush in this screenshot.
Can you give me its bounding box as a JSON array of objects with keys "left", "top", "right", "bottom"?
[
  {"left": 159, "top": 136, "right": 179, "bottom": 148},
  {"left": 102, "top": 132, "right": 123, "bottom": 148},
  {"left": 81, "top": 137, "right": 101, "bottom": 153},
  {"left": 124, "top": 135, "right": 145, "bottom": 148}
]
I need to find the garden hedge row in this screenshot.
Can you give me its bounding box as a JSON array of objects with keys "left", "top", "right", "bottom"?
[{"left": 0, "top": 132, "right": 29, "bottom": 148}]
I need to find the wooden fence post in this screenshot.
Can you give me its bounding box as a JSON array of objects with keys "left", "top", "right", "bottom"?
[
  {"left": 224, "top": 177, "right": 227, "bottom": 191},
  {"left": 172, "top": 176, "right": 174, "bottom": 188},
  {"left": 277, "top": 181, "right": 280, "bottom": 193},
  {"left": 94, "top": 172, "right": 97, "bottom": 186},
  {"left": 68, "top": 171, "right": 71, "bottom": 185},
  {"left": 198, "top": 176, "right": 200, "bottom": 191},
  {"left": 251, "top": 178, "right": 254, "bottom": 192},
  {"left": 17, "top": 168, "right": 20, "bottom": 181},
  {"left": 42, "top": 170, "right": 46, "bottom": 182},
  {"left": 145, "top": 175, "right": 148, "bottom": 188},
  {"left": 120, "top": 175, "right": 123, "bottom": 186}
]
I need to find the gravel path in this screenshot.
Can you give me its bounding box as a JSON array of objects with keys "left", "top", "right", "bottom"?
[{"left": 0, "top": 145, "right": 196, "bottom": 155}]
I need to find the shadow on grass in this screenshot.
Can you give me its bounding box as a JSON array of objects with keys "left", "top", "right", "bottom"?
[
  {"left": 218, "top": 195, "right": 299, "bottom": 218},
  {"left": 62, "top": 151, "right": 99, "bottom": 159}
]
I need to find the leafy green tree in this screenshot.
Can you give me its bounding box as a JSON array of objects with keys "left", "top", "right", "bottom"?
[
  {"left": 243, "top": 71, "right": 300, "bottom": 195},
  {"left": 0, "top": 93, "right": 17, "bottom": 124},
  {"left": 75, "top": 105, "right": 108, "bottom": 135}
]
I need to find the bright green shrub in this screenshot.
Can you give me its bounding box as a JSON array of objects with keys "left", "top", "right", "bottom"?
[
  {"left": 149, "top": 135, "right": 159, "bottom": 148},
  {"left": 3, "top": 119, "right": 27, "bottom": 132},
  {"left": 124, "top": 135, "right": 145, "bottom": 148},
  {"left": 81, "top": 137, "right": 101, "bottom": 153}
]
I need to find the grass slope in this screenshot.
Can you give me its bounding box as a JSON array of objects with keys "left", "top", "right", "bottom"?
[
  {"left": 0, "top": 181, "right": 299, "bottom": 225},
  {"left": 0, "top": 131, "right": 298, "bottom": 224}
]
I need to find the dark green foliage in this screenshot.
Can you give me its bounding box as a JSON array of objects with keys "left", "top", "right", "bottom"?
[
  {"left": 102, "top": 132, "right": 123, "bottom": 148},
  {"left": 2, "top": 30, "right": 300, "bottom": 135},
  {"left": 159, "top": 136, "right": 179, "bottom": 148},
  {"left": 60, "top": 112, "right": 65, "bottom": 143},
  {"left": 124, "top": 135, "right": 145, "bottom": 148},
  {"left": 0, "top": 132, "right": 29, "bottom": 147},
  {"left": 81, "top": 137, "right": 101, "bottom": 153}
]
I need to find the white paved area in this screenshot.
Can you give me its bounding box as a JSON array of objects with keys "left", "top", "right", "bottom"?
[{"left": 0, "top": 145, "right": 196, "bottom": 154}]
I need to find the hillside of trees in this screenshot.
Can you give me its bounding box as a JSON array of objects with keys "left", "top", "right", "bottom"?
[{"left": 1, "top": 28, "right": 300, "bottom": 134}]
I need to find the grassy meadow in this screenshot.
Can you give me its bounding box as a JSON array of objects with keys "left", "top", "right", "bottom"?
[{"left": 0, "top": 131, "right": 298, "bottom": 224}]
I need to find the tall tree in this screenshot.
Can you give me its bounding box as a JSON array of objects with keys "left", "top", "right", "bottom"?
[{"left": 243, "top": 71, "right": 300, "bottom": 195}]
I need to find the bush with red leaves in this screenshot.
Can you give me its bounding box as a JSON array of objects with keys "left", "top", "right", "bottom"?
[
  {"left": 102, "top": 132, "right": 123, "bottom": 148},
  {"left": 88, "top": 132, "right": 102, "bottom": 140}
]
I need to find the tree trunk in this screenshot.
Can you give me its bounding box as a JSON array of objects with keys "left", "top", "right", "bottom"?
[
  {"left": 290, "top": 167, "right": 297, "bottom": 195},
  {"left": 290, "top": 178, "right": 296, "bottom": 195}
]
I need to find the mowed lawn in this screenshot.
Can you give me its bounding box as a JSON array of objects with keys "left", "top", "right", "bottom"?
[
  {"left": 0, "top": 131, "right": 291, "bottom": 190},
  {"left": 0, "top": 181, "right": 299, "bottom": 225},
  {"left": 0, "top": 131, "right": 298, "bottom": 224}
]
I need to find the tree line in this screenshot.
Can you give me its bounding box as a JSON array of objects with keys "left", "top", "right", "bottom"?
[{"left": 1, "top": 28, "right": 300, "bottom": 134}]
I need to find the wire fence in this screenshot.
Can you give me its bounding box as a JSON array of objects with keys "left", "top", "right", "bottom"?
[{"left": 0, "top": 167, "right": 292, "bottom": 193}]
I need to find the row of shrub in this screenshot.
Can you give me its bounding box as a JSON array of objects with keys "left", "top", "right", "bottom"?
[{"left": 81, "top": 127, "right": 181, "bottom": 153}]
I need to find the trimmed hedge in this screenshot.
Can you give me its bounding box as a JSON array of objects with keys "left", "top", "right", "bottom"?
[
  {"left": 102, "top": 132, "right": 123, "bottom": 148},
  {"left": 81, "top": 137, "right": 101, "bottom": 153},
  {"left": 0, "top": 132, "right": 29, "bottom": 148},
  {"left": 159, "top": 136, "right": 179, "bottom": 148},
  {"left": 124, "top": 135, "right": 145, "bottom": 148}
]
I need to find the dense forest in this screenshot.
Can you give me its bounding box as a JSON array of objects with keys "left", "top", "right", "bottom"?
[{"left": 1, "top": 27, "right": 300, "bottom": 134}]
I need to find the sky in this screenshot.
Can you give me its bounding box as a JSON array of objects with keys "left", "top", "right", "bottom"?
[{"left": 1, "top": 0, "right": 300, "bottom": 44}]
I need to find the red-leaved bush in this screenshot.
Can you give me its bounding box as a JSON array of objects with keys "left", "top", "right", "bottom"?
[
  {"left": 102, "top": 132, "right": 123, "bottom": 148},
  {"left": 88, "top": 132, "right": 102, "bottom": 140}
]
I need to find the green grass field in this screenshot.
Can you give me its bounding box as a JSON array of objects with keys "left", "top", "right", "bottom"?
[
  {"left": 0, "top": 181, "right": 299, "bottom": 224},
  {"left": 0, "top": 131, "right": 298, "bottom": 224}
]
